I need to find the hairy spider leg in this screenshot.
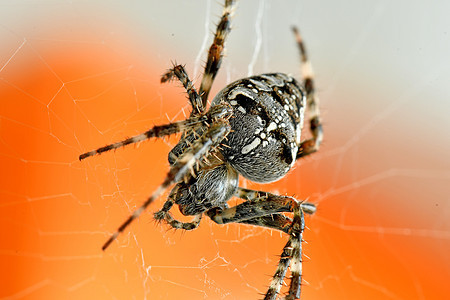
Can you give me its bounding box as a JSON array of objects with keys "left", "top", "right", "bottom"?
[
  {"left": 233, "top": 188, "right": 315, "bottom": 233},
  {"left": 79, "top": 118, "right": 200, "bottom": 160},
  {"left": 101, "top": 119, "right": 231, "bottom": 250},
  {"left": 235, "top": 187, "right": 316, "bottom": 215},
  {"left": 79, "top": 102, "right": 232, "bottom": 161},
  {"left": 199, "top": 0, "right": 236, "bottom": 109},
  {"left": 281, "top": 204, "right": 305, "bottom": 300},
  {"left": 240, "top": 214, "right": 293, "bottom": 233},
  {"left": 265, "top": 215, "right": 307, "bottom": 300},
  {"left": 161, "top": 212, "right": 203, "bottom": 231},
  {"left": 205, "top": 187, "right": 311, "bottom": 300},
  {"left": 292, "top": 27, "right": 323, "bottom": 160},
  {"left": 154, "top": 187, "right": 203, "bottom": 230},
  {"left": 161, "top": 64, "right": 204, "bottom": 114},
  {"left": 207, "top": 194, "right": 296, "bottom": 224}
]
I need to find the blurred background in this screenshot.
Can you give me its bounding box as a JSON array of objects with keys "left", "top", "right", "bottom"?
[{"left": 1, "top": 0, "right": 449, "bottom": 299}]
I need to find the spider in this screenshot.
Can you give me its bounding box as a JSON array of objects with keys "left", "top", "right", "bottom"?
[{"left": 79, "top": 1, "right": 322, "bottom": 299}]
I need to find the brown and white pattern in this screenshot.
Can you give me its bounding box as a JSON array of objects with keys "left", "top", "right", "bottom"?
[{"left": 80, "top": 1, "right": 322, "bottom": 299}]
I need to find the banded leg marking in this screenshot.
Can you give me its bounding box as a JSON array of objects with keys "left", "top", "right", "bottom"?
[
  {"left": 292, "top": 27, "right": 323, "bottom": 159},
  {"left": 199, "top": 0, "right": 237, "bottom": 107},
  {"left": 79, "top": 103, "right": 232, "bottom": 161},
  {"left": 161, "top": 64, "right": 204, "bottom": 114},
  {"left": 102, "top": 119, "right": 231, "bottom": 250},
  {"left": 154, "top": 191, "right": 203, "bottom": 231}
]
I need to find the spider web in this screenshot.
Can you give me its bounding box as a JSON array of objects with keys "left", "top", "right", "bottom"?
[{"left": 1, "top": 0, "right": 450, "bottom": 299}]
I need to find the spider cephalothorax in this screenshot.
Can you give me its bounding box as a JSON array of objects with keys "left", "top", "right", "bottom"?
[{"left": 80, "top": 1, "right": 323, "bottom": 299}]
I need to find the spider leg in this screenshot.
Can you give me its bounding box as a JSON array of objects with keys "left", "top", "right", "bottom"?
[
  {"left": 292, "top": 27, "right": 323, "bottom": 160},
  {"left": 275, "top": 205, "right": 304, "bottom": 300},
  {"left": 80, "top": 119, "right": 199, "bottom": 160},
  {"left": 235, "top": 187, "right": 316, "bottom": 215},
  {"left": 235, "top": 211, "right": 305, "bottom": 300},
  {"left": 239, "top": 214, "right": 292, "bottom": 234},
  {"left": 206, "top": 188, "right": 314, "bottom": 224},
  {"left": 154, "top": 188, "right": 203, "bottom": 230},
  {"left": 161, "top": 64, "right": 204, "bottom": 114},
  {"left": 158, "top": 210, "right": 203, "bottom": 230},
  {"left": 239, "top": 215, "right": 297, "bottom": 299},
  {"left": 206, "top": 187, "right": 314, "bottom": 300},
  {"left": 79, "top": 102, "right": 232, "bottom": 161},
  {"left": 207, "top": 194, "right": 295, "bottom": 224},
  {"left": 198, "top": 0, "right": 236, "bottom": 109},
  {"left": 101, "top": 118, "right": 231, "bottom": 250}
]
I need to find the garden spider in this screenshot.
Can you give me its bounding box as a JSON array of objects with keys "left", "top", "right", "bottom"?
[{"left": 80, "top": 1, "right": 322, "bottom": 299}]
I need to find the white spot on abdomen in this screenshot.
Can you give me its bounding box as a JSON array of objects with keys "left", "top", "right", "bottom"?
[
  {"left": 241, "top": 137, "right": 261, "bottom": 154},
  {"left": 266, "top": 122, "right": 277, "bottom": 132}
]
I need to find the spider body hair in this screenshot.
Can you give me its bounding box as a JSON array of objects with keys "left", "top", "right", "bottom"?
[{"left": 80, "top": 1, "right": 323, "bottom": 298}]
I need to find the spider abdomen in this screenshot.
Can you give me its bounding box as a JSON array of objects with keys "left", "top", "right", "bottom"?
[{"left": 212, "top": 73, "right": 306, "bottom": 183}]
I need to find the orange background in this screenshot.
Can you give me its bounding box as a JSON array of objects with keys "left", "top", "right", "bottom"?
[{"left": 1, "top": 1, "right": 449, "bottom": 299}]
